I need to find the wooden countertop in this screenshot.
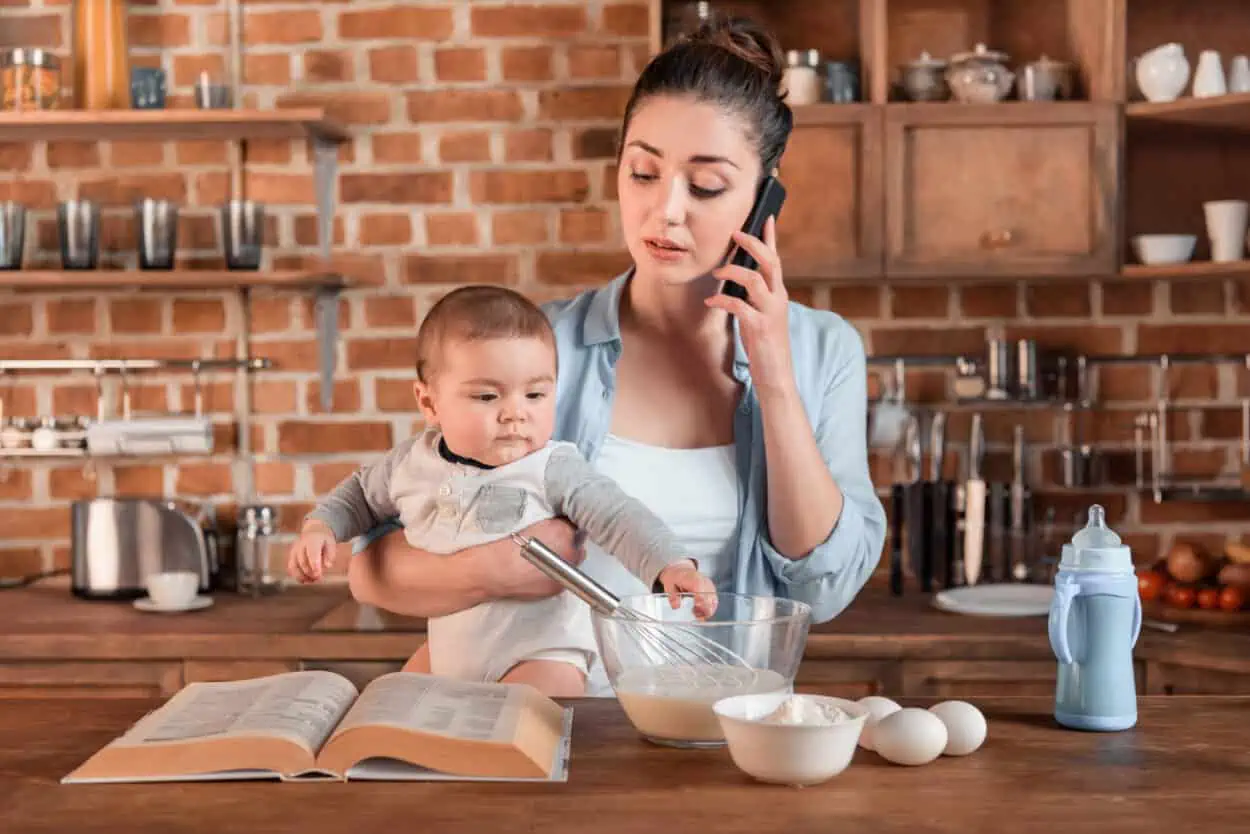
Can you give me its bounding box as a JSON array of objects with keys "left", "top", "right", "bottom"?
[
  {"left": 2, "top": 692, "right": 1248, "bottom": 833},
  {"left": 2, "top": 579, "right": 1249, "bottom": 674}
]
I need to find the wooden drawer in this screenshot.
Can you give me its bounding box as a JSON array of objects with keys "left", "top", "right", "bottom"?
[
  {"left": 794, "top": 660, "right": 900, "bottom": 699},
  {"left": 0, "top": 661, "right": 183, "bottom": 698},
  {"left": 183, "top": 660, "right": 300, "bottom": 683},
  {"left": 1144, "top": 662, "right": 1250, "bottom": 696},
  {"left": 884, "top": 102, "right": 1117, "bottom": 278},
  {"left": 900, "top": 660, "right": 1060, "bottom": 697}
]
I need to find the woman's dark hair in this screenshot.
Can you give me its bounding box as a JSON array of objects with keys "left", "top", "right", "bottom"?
[{"left": 619, "top": 16, "right": 793, "bottom": 177}]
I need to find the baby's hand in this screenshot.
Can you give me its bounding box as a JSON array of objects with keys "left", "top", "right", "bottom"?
[
  {"left": 287, "top": 522, "right": 337, "bottom": 584},
  {"left": 657, "top": 561, "right": 718, "bottom": 619}
]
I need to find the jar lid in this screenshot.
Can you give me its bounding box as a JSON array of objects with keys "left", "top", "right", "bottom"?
[
  {"left": 951, "top": 43, "right": 1009, "bottom": 65},
  {"left": 1, "top": 48, "right": 60, "bottom": 69},
  {"left": 786, "top": 48, "right": 822, "bottom": 67},
  {"left": 906, "top": 51, "right": 947, "bottom": 69}
]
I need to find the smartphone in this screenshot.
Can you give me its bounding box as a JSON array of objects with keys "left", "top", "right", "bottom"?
[{"left": 721, "top": 175, "right": 786, "bottom": 300}]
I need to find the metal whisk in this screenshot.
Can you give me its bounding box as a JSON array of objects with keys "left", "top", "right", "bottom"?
[{"left": 510, "top": 533, "right": 755, "bottom": 682}]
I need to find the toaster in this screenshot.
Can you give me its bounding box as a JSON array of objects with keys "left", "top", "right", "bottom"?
[{"left": 70, "top": 497, "right": 218, "bottom": 600}]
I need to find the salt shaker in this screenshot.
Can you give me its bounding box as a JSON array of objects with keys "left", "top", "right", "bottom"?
[{"left": 783, "top": 49, "right": 823, "bottom": 106}]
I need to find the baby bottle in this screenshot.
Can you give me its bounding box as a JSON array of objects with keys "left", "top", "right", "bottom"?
[{"left": 1047, "top": 504, "right": 1142, "bottom": 731}]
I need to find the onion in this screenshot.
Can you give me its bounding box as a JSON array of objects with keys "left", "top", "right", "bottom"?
[{"left": 1166, "top": 543, "right": 1210, "bottom": 584}]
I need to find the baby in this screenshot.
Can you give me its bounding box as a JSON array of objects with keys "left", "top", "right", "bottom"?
[{"left": 288, "top": 285, "right": 717, "bottom": 697}]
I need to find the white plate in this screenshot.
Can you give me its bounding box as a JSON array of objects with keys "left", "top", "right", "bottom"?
[
  {"left": 133, "top": 595, "right": 214, "bottom": 613},
  {"left": 931, "top": 584, "right": 1053, "bottom": 618}
]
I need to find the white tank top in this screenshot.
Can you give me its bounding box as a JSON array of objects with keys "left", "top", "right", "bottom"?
[{"left": 580, "top": 433, "right": 741, "bottom": 695}]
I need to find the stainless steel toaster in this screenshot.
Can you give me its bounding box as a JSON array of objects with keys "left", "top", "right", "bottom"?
[{"left": 70, "top": 497, "right": 217, "bottom": 600}]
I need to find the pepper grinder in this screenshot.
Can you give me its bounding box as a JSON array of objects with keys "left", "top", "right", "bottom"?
[{"left": 236, "top": 505, "right": 282, "bottom": 596}]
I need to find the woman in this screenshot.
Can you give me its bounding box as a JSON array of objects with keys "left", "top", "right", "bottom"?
[{"left": 347, "top": 17, "right": 887, "bottom": 693}]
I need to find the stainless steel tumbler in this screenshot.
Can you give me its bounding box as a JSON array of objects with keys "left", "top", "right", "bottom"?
[
  {"left": 136, "top": 199, "right": 179, "bottom": 270},
  {"left": 220, "top": 200, "right": 264, "bottom": 270},
  {"left": 58, "top": 200, "right": 100, "bottom": 270},
  {"left": 0, "top": 202, "right": 25, "bottom": 270}
]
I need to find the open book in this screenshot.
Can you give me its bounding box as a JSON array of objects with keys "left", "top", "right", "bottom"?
[{"left": 62, "top": 671, "right": 573, "bottom": 784}]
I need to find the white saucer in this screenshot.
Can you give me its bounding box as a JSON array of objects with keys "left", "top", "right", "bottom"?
[
  {"left": 932, "top": 584, "right": 1053, "bottom": 618},
  {"left": 133, "top": 595, "right": 214, "bottom": 613}
]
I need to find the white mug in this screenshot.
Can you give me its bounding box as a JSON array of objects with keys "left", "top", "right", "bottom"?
[{"left": 1204, "top": 199, "right": 1248, "bottom": 263}]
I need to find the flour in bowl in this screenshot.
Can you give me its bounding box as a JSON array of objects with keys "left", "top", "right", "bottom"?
[{"left": 760, "top": 695, "right": 852, "bottom": 726}]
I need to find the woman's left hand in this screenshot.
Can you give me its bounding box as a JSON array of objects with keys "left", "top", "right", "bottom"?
[{"left": 705, "top": 215, "right": 796, "bottom": 400}]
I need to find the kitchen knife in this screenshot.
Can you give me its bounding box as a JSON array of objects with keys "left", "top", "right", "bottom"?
[
  {"left": 1009, "top": 424, "right": 1031, "bottom": 582},
  {"left": 963, "top": 413, "right": 986, "bottom": 586},
  {"left": 926, "top": 411, "right": 948, "bottom": 592},
  {"left": 888, "top": 421, "right": 908, "bottom": 596}
]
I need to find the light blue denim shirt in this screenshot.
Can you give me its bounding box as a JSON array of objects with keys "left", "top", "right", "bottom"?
[{"left": 354, "top": 270, "right": 887, "bottom": 624}]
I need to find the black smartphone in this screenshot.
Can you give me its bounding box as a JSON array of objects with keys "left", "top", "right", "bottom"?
[{"left": 721, "top": 175, "right": 786, "bottom": 300}]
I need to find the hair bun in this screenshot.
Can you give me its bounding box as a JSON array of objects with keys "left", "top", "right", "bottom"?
[{"left": 688, "top": 16, "right": 785, "bottom": 92}]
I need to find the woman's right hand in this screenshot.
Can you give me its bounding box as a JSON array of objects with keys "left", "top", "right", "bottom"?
[{"left": 478, "top": 516, "right": 585, "bottom": 601}]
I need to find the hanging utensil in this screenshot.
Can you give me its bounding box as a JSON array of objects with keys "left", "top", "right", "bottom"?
[
  {"left": 963, "top": 413, "right": 986, "bottom": 586},
  {"left": 925, "top": 411, "right": 948, "bottom": 591},
  {"left": 904, "top": 413, "right": 927, "bottom": 593},
  {"left": 1009, "top": 424, "right": 1031, "bottom": 582}
]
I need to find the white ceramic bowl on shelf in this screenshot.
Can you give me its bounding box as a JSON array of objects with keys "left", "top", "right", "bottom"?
[{"left": 1132, "top": 234, "right": 1196, "bottom": 265}]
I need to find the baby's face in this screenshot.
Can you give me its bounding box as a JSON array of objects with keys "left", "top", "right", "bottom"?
[{"left": 416, "top": 335, "right": 557, "bottom": 466}]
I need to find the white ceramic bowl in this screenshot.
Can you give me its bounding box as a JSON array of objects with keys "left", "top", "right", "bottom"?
[
  {"left": 145, "top": 570, "right": 200, "bottom": 608},
  {"left": 712, "top": 692, "right": 869, "bottom": 786},
  {"left": 1132, "top": 234, "right": 1196, "bottom": 265}
]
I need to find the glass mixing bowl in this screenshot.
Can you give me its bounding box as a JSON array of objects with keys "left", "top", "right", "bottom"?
[{"left": 591, "top": 593, "right": 812, "bottom": 748}]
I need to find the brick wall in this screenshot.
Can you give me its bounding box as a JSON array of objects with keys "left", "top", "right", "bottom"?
[{"left": 0, "top": 0, "right": 1244, "bottom": 583}]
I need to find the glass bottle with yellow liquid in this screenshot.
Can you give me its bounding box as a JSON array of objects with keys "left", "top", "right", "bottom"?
[{"left": 71, "top": 0, "right": 130, "bottom": 110}]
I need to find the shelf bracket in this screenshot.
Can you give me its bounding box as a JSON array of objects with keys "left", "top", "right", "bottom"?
[{"left": 312, "top": 136, "right": 340, "bottom": 412}]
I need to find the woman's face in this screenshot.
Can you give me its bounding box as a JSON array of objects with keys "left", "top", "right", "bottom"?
[{"left": 617, "top": 95, "right": 761, "bottom": 287}]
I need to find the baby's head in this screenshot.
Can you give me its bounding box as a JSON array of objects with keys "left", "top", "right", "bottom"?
[{"left": 413, "top": 285, "right": 558, "bottom": 466}]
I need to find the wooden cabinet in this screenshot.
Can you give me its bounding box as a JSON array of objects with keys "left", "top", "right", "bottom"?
[
  {"left": 778, "top": 105, "right": 883, "bottom": 281},
  {"left": 0, "top": 661, "right": 183, "bottom": 698},
  {"left": 793, "top": 659, "right": 898, "bottom": 698},
  {"left": 1143, "top": 662, "right": 1250, "bottom": 696},
  {"left": 884, "top": 103, "right": 1119, "bottom": 278},
  {"left": 900, "top": 660, "right": 1065, "bottom": 697}
]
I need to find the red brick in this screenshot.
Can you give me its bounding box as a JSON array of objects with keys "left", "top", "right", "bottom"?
[
  {"left": 278, "top": 421, "right": 393, "bottom": 454},
  {"left": 435, "top": 47, "right": 487, "bottom": 82},
  {"left": 371, "top": 132, "right": 423, "bottom": 164},
  {"left": 501, "top": 46, "right": 554, "bottom": 82},
  {"left": 248, "top": 298, "right": 294, "bottom": 333},
  {"left": 306, "top": 380, "right": 362, "bottom": 414},
  {"left": 1100, "top": 280, "right": 1154, "bottom": 316},
  {"left": 176, "top": 463, "right": 233, "bottom": 496},
  {"left": 0, "top": 302, "right": 33, "bottom": 336},
  {"left": 1097, "top": 366, "right": 1152, "bottom": 403},
  {"left": 364, "top": 296, "right": 417, "bottom": 328},
  {"left": 440, "top": 131, "right": 492, "bottom": 163},
  {"left": 312, "top": 462, "right": 363, "bottom": 494},
  {"left": 470, "top": 170, "right": 590, "bottom": 204},
  {"left": 342, "top": 173, "right": 452, "bottom": 204},
  {"left": 0, "top": 15, "right": 60, "bottom": 48},
  {"left": 1168, "top": 279, "right": 1226, "bottom": 315},
  {"left": 0, "top": 508, "right": 68, "bottom": 540},
  {"left": 245, "top": 9, "right": 322, "bottom": 44},
  {"left": 80, "top": 173, "right": 187, "bottom": 203},
  {"left": 471, "top": 4, "right": 586, "bottom": 37},
  {"left": 109, "top": 141, "right": 165, "bottom": 168},
  {"left": 245, "top": 53, "right": 292, "bottom": 85},
  {"left": 0, "top": 470, "right": 32, "bottom": 501},
  {"left": 346, "top": 338, "right": 419, "bottom": 371},
  {"left": 175, "top": 140, "right": 228, "bottom": 166},
  {"left": 493, "top": 211, "right": 550, "bottom": 245},
  {"left": 408, "top": 91, "right": 523, "bottom": 123},
  {"left": 505, "top": 129, "right": 554, "bottom": 162},
  {"left": 50, "top": 467, "right": 97, "bottom": 500},
  {"left": 573, "top": 127, "right": 618, "bottom": 160},
  {"left": 568, "top": 45, "right": 622, "bottom": 79},
  {"left": 0, "top": 386, "right": 35, "bottom": 417},
  {"left": 172, "top": 299, "right": 226, "bottom": 333},
  {"left": 304, "top": 50, "right": 355, "bottom": 83},
  {"left": 248, "top": 340, "right": 324, "bottom": 373},
  {"left": 870, "top": 327, "right": 986, "bottom": 356},
  {"left": 256, "top": 462, "right": 296, "bottom": 496},
  {"left": 109, "top": 299, "right": 163, "bottom": 334},
  {"left": 538, "top": 86, "right": 631, "bottom": 120},
  {"left": 339, "top": 6, "right": 454, "bottom": 40},
  {"left": 128, "top": 12, "right": 191, "bottom": 47},
  {"left": 179, "top": 381, "right": 234, "bottom": 415},
  {"left": 375, "top": 378, "right": 417, "bottom": 412},
  {"left": 46, "top": 141, "right": 100, "bottom": 169},
  {"left": 959, "top": 283, "right": 1018, "bottom": 318},
  {"left": 559, "top": 208, "right": 609, "bottom": 244},
  {"left": 52, "top": 384, "right": 100, "bottom": 417},
  {"left": 1166, "top": 365, "right": 1219, "bottom": 400},
  {"left": 276, "top": 92, "right": 391, "bottom": 126},
  {"left": 404, "top": 255, "right": 518, "bottom": 286},
  {"left": 173, "top": 54, "right": 225, "bottom": 87},
  {"left": 368, "top": 46, "right": 420, "bottom": 84},
  {"left": 1140, "top": 500, "right": 1250, "bottom": 524},
  {"left": 1025, "top": 283, "right": 1092, "bottom": 317},
  {"left": 602, "top": 3, "right": 650, "bottom": 35},
  {"left": 889, "top": 286, "right": 950, "bottom": 319},
  {"left": 824, "top": 286, "right": 883, "bottom": 319},
  {"left": 0, "top": 548, "right": 42, "bottom": 577},
  {"left": 110, "top": 465, "right": 164, "bottom": 496},
  {"left": 0, "top": 144, "right": 32, "bottom": 169},
  {"left": 425, "top": 213, "right": 479, "bottom": 246},
  {"left": 535, "top": 251, "right": 631, "bottom": 285},
  {"left": 293, "top": 214, "right": 344, "bottom": 248},
  {"left": 1137, "top": 324, "right": 1250, "bottom": 355},
  {"left": 1004, "top": 325, "right": 1123, "bottom": 356},
  {"left": 0, "top": 180, "right": 56, "bottom": 208},
  {"left": 359, "top": 212, "right": 413, "bottom": 246},
  {"left": 253, "top": 380, "right": 299, "bottom": 414}
]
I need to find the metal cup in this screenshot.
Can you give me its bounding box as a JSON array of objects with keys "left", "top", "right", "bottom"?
[
  {"left": 135, "top": 199, "right": 179, "bottom": 270},
  {"left": 1015, "top": 338, "right": 1040, "bottom": 400},
  {"left": 0, "top": 202, "right": 26, "bottom": 270},
  {"left": 985, "top": 338, "right": 1014, "bottom": 400},
  {"left": 220, "top": 200, "right": 264, "bottom": 270},
  {"left": 57, "top": 200, "right": 100, "bottom": 270},
  {"left": 194, "top": 72, "right": 230, "bottom": 109}
]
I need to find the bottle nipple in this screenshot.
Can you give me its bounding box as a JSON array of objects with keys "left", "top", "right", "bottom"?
[{"left": 1071, "top": 504, "right": 1122, "bottom": 550}]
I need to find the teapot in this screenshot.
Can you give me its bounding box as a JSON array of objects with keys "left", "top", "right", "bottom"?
[
  {"left": 947, "top": 43, "right": 1013, "bottom": 104},
  {"left": 899, "top": 51, "right": 948, "bottom": 101},
  {"left": 1134, "top": 42, "right": 1190, "bottom": 102}
]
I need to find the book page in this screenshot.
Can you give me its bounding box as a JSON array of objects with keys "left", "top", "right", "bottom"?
[
  {"left": 117, "top": 671, "right": 359, "bottom": 754},
  {"left": 331, "top": 673, "right": 518, "bottom": 744}
]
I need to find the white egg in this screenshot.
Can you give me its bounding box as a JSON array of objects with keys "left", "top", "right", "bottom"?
[
  {"left": 855, "top": 695, "right": 901, "bottom": 751},
  {"left": 872, "top": 707, "right": 948, "bottom": 766},
  {"left": 929, "top": 700, "right": 987, "bottom": 756}
]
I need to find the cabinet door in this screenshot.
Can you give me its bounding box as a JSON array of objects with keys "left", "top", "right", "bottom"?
[
  {"left": 0, "top": 662, "right": 183, "bottom": 698},
  {"left": 793, "top": 660, "right": 900, "bottom": 699},
  {"left": 1144, "top": 662, "right": 1250, "bottom": 695},
  {"left": 901, "top": 660, "right": 1058, "bottom": 697},
  {"left": 884, "top": 103, "right": 1117, "bottom": 278},
  {"left": 777, "top": 105, "right": 883, "bottom": 281}
]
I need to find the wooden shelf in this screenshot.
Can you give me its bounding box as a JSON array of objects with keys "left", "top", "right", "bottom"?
[
  {"left": 1120, "top": 260, "right": 1250, "bottom": 279},
  {"left": 0, "top": 270, "right": 351, "bottom": 292},
  {"left": 0, "top": 108, "right": 347, "bottom": 144},
  {"left": 1127, "top": 93, "right": 1250, "bottom": 132}
]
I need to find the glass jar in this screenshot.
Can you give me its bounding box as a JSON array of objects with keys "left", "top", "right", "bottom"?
[
  {"left": 783, "top": 49, "right": 823, "bottom": 105},
  {"left": 0, "top": 48, "right": 62, "bottom": 111}
]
